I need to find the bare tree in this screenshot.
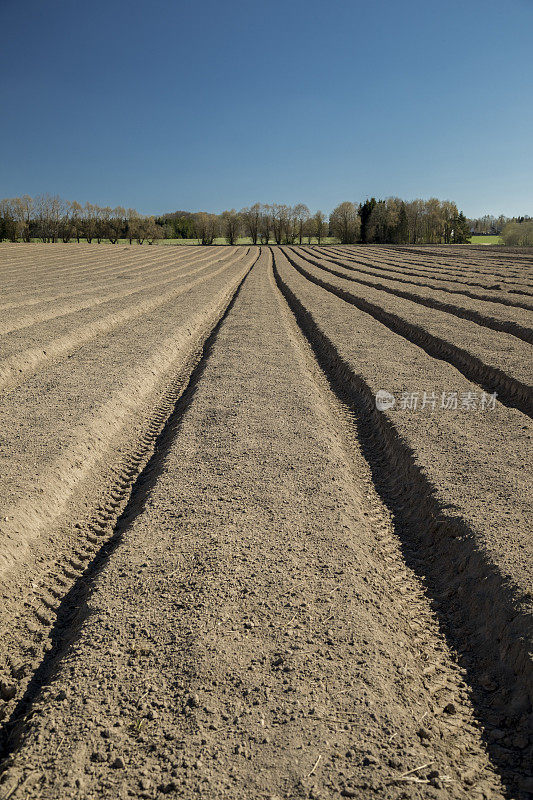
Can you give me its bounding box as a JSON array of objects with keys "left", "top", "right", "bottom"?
[
  {"left": 145, "top": 217, "right": 163, "bottom": 244},
  {"left": 222, "top": 209, "right": 241, "bottom": 245},
  {"left": 126, "top": 209, "right": 140, "bottom": 244},
  {"left": 194, "top": 212, "right": 219, "bottom": 245},
  {"left": 406, "top": 199, "right": 424, "bottom": 244},
  {"left": 12, "top": 195, "right": 33, "bottom": 242},
  {"left": 240, "top": 203, "right": 261, "bottom": 244},
  {"left": 311, "top": 210, "right": 327, "bottom": 244},
  {"left": 83, "top": 203, "right": 99, "bottom": 243},
  {"left": 329, "top": 202, "right": 360, "bottom": 244},
  {"left": 294, "top": 204, "right": 310, "bottom": 244},
  {"left": 0, "top": 199, "right": 18, "bottom": 241},
  {"left": 69, "top": 201, "right": 83, "bottom": 243},
  {"left": 109, "top": 206, "right": 126, "bottom": 244},
  {"left": 34, "top": 194, "right": 61, "bottom": 242},
  {"left": 272, "top": 204, "right": 293, "bottom": 244},
  {"left": 259, "top": 205, "right": 272, "bottom": 244}
]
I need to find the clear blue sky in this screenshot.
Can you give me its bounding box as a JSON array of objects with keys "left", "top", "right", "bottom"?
[{"left": 1, "top": 0, "right": 531, "bottom": 218}]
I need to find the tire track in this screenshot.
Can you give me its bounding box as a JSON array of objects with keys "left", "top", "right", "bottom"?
[
  {"left": 0, "top": 249, "right": 507, "bottom": 800},
  {"left": 0, "top": 249, "right": 260, "bottom": 760}
]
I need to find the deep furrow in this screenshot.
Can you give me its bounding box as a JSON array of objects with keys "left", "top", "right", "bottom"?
[
  {"left": 271, "top": 247, "right": 532, "bottom": 797},
  {"left": 318, "top": 246, "right": 533, "bottom": 297},
  {"left": 290, "top": 247, "right": 533, "bottom": 345},
  {"left": 0, "top": 250, "right": 252, "bottom": 391},
  {"left": 282, "top": 248, "right": 532, "bottom": 417},
  {"left": 0, "top": 249, "right": 259, "bottom": 758}
]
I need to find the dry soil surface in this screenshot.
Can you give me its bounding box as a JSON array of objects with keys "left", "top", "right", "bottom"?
[{"left": 0, "top": 244, "right": 531, "bottom": 800}]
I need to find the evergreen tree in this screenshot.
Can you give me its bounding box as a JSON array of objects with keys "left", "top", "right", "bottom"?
[
  {"left": 359, "top": 198, "right": 376, "bottom": 243},
  {"left": 398, "top": 202, "right": 409, "bottom": 243},
  {"left": 452, "top": 211, "right": 470, "bottom": 243}
]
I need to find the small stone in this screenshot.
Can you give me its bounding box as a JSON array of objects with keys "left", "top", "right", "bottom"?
[
  {"left": 186, "top": 693, "right": 200, "bottom": 708},
  {"left": 443, "top": 702, "right": 456, "bottom": 715},
  {"left": 0, "top": 683, "right": 16, "bottom": 701},
  {"left": 91, "top": 751, "right": 106, "bottom": 763},
  {"left": 417, "top": 726, "right": 431, "bottom": 740},
  {"left": 160, "top": 779, "right": 178, "bottom": 794},
  {"left": 56, "top": 690, "right": 67, "bottom": 702},
  {"left": 110, "top": 757, "right": 125, "bottom": 769}
]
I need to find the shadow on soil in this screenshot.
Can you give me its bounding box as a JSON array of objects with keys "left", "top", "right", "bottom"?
[
  {"left": 271, "top": 247, "right": 532, "bottom": 800},
  {"left": 0, "top": 259, "right": 253, "bottom": 768}
]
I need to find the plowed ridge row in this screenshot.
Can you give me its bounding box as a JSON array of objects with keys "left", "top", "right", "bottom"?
[
  {"left": 317, "top": 245, "right": 533, "bottom": 300},
  {"left": 0, "top": 249, "right": 252, "bottom": 390},
  {"left": 303, "top": 247, "right": 533, "bottom": 338},
  {"left": 272, "top": 248, "right": 532, "bottom": 784},
  {"left": 284, "top": 248, "right": 533, "bottom": 416}
]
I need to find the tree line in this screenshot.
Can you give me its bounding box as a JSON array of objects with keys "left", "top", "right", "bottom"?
[
  {"left": 158, "top": 199, "right": 472, "bottom": 245},
  {"left": 0, "top": 196, "right": 162, "bottom": 244},
  {"left": 1, "top": 193, "right": 528, "bottom": 246}
]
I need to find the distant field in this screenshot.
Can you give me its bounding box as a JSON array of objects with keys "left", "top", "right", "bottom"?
[
  {"left": 18, "top": 236, "right": 507, "bottom": 246},
  {"left": 469, "top": 235, "right": 503, "bottom": 245},
  {"left": 158, "top": 236, "right": 341, "bottom": 246}
]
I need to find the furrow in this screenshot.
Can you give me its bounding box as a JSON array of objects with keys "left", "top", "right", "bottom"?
[
  {"left": 282, "top": 248, "right": 533, "bottom": 417},
  {"left": 0, "top": 249, "right": 251, "bottom": 391},
  {"left": 0, "top": 248, "right": 236, "bottom": 336},
  {"left": 271, "top": 247, "right": 533, "bottom": 796},
  {"left": 297, "top": 248, "right": 533, "bottom": 342},
  {"left": 316, "top": 246, "right": 533, "bottom": 300},
  {"left": 0, "top": 249, "right": 260, "bottom": 754}
]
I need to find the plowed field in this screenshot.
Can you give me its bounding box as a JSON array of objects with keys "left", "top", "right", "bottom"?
[{"left": 0, "top": 244, "right": 531, "bottom": 800}]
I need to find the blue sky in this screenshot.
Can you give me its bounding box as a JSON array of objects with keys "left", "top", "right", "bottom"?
[{"left": 1, "top": 0, "right": 532, "bottom": 217}]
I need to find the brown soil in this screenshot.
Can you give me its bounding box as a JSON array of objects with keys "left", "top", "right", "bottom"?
[{"left": 0, "top": 244, "right": 531, "bottom": 800}]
